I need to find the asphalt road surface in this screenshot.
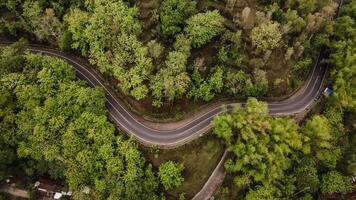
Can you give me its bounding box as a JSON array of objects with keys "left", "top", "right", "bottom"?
[
  {"left": 0, "top": 2, "right": 341, "bottom": 198},
  {"left": 0, "top": 43, "right": 327, "bottom": 200},
  {"left": 25, "top": 46, "right": 326, "bottom": 200},
  {"left": 26, "top": 46, "right": 327, "bottom": 148}
]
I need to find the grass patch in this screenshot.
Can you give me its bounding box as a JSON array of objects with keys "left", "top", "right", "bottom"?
[{"left": 141, "top": 134, "right": 225, "bottom": 199}]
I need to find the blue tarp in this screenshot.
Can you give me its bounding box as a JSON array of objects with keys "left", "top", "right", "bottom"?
[{"left": 324, "top": 87, "right": 333, "bottom": 96}]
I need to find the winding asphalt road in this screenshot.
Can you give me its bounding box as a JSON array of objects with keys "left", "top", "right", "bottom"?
[
  {"left": 1, "top": 2, "right": 343, "bottom": 199},
  {"left": 26, "top": 46, "right": 326, "bottom": 148},
  {"left": 25, "top": 45, "right": 327, "bottom": 200},
  {"left": 0, "top": 41, "right": 327, "bottom": 200}
]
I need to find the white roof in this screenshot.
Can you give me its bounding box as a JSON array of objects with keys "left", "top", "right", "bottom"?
[{"left": 54, "top": 192, "right": 62, "bottom": 199}]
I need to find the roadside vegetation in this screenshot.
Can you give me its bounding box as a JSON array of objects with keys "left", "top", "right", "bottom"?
[
  {"left": 0, "top": 41, "right": 185, "bottom": 199},
  {"left": 213, "top": 98, "right": 354, "bottom": 199},
  {"left": 0, "top": 0, "right": 338, "bottom": 111},
  {"left": 0, "top": 0, "right": 354, "bottom": 200},
  {"left": 142, "top": 135, "right": 224, "bottom": 199},
  {"left": 213, "top": 0, "right": 356, "bottom": 198},
  {"left": 0, "top": 40, "right": 222, "bottom": 200}
]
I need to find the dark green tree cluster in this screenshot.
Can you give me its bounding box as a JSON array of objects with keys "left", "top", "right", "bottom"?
[
  {"left": 212, "top": 97, "right": 353, "bottom": 199},
  {"left": 328, "top": 0, "right": 356, "bottom": 113},
  {"left": 0, "top": 0, "right": 338, "bottom": 107},
  {"left": 159, "top": 0, "right": 197, "bottom": 37},
  {"left": 0, "top": 0, "right": 83, "bottom": 42},
  {"left": 64, "top": 0, "right": 152, "bottom": 100},
  {"left": 0, "top": 41, "right": 166, "bottom": 199}
]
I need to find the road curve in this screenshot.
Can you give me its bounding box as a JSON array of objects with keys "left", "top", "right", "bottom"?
[
  {"left": 24, "top": 46, "right": 326, "bottom": 148},
  {"left": 26, "top": 46, "right": 326, "bottom": 200},
  {"left": 1, "top": 42, "right": 327, "bottom": 200}
]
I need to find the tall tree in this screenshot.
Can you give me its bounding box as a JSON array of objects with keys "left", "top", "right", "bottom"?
[
  {"left": 150, "top": 51, "right": 190, "bottom": 107},
  {"left": 213, "top": 98, "right": 303, "bottom": 188},
  {"left": 185, "top": 10, "right": 225, "bottom": 48},
  {"left": 159, "top": 0, "right": 196, "bottom": 37},
  {"left": 302, "top": 115, "right": 341, "bottom": 168},
  {"left": 251, "top": 22, "right": 282, "bottom": 52},
  {"left": 65, "top": 0, "right": 153, "bottom": 100}
]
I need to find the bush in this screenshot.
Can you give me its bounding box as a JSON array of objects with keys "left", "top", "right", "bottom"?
[{"left": 158, "top": 161, "right": 184, "bottom": 190}]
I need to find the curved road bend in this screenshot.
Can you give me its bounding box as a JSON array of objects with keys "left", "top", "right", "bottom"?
[
  {"left": 0, "top": 2, "right": 341, "bottom": 198},
  {"left": 26, "top": 46, "right": 327, "bottom": 200},
  {"left": 0, "top": 43, "right": 325, "bottom": 199},
  {"left": 14, "top": 47, "right": 325, "bottom": 148}
]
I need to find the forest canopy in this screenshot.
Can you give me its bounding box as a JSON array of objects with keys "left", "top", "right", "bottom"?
[
  {"left": 0, "top": 0, "right": 355, "bottom": 199},
  {"left": 0, "top": 0, "right": 339, "bottom": 108},
  {"left": 0, "top": 41, "right": 170, "bottom": 199}
]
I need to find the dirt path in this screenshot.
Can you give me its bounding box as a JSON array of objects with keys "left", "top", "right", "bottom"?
[{"left": 0, "top": 184, "right": 29, "bottom": 199}]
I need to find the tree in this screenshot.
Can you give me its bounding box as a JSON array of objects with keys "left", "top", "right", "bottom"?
[
  {"left": 65, "top": 0, "right": 153, "bottom": 100},
  {"left": 58, "top": 30, "right": 73, "bottom": 52},
  {"left": 150, "top": 51, "right": 190, "bottom": 106},
  {"left": 298, "top": 0, "right": 316, "bottom": 15},
  {"left": 22, "top": 2, "right": 63, "bottom": 44},
  {"left": 320, "top": 171, "right": 351, "bottom": 194},
  {"left": 37, "top": 8, "right": 63, "bottom": 43},
  {"left": 213, "top": 98, "right": 303, "bottom": 188},
  {"left": 219, "top": 30, "right": 244, "bottom": 66},
  {"left": 63, "top": 8, "right": 90, "bottom": 55},
  {"left": 251, "top": 22, "right": 282, "bottom": 52},
  {"left": 0, "top": 42, "right": 161, "bottom": 199},
  {"left": 225, "top": 70, "right": 251, "bottom": 96},
  {"left": 159, "top": 0, "right": 196, "bottom": 37},
  {"left": 174, "top": 34, "right": 192, "bottom": 55},
  {"left": 212, "top": 112, "right": 233, "bottom": 144},
  {"left": 147, "top": 40, "right": 164, "bottom": 59},
  {"left": 252, "top": 68, "right": 268, "bottom": 97},
  {"left": 283, "top": 9, "right": 306, "bottom": 33},
  {"left": 245, "top": 185, "right": 280, "bottom": 200},
  {"left": 111, "top": 34, "right": 153, "bottom": 100},
  {"left": 294, "top": 158, "right": 320, "bottom": 193},
  {"left": 188, "top": 67, "right": 224, "bottom": 102},
  {"left": 185, "top": 10, "right": 225, "bottom": 48},
  {"left": 302, "top": 115, "right": 341, "bottom": 168},
  {"left": 0, "top": 140, "right": 16, "bottom": 181},
  {"left": 158, "top": 161, "right": 184, "bottom": 190},
  {"left": 0, "top": 38, "right": 27, "bottom": 74},
  {"left": 328, "top": 5, "right": 356, "bottom": 112}
]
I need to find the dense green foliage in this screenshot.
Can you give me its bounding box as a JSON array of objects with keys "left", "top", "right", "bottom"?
[
  {"left": 0, "top": 41, "right": 163, "bottom": 199},
  {"left": 184, "top": 10, "right": 225, "bottom": 48},
  {"left": 213, "top": 98, "right": 303, "bottom": 188},
  {"left": 0, "top": 0, "right": 337, "bottom": 108},
  {"left": 320, "top": 171, "right": 351, "bottom": 194},
  {"left": 251, "top": 22, "right": 281, "bottom": 52},
  {"left": 0, "top": 0, "right": 354, "bottom": 199},
  {"left": 213, "top": 2, "right": 355, "bottom": 198},
  {"left": 328, "top": 0, "right": 356, "bottom": 112},
  {"left": 159, "top": 0, "right": 196, "bottom": 37},
  {"left": 64, "top": 0, "right": 152, "bottom": 100},
  {"left": 158, "top": 161, "right": 185, "bottom": 190},
  {"left": 212, "top": 97, "right": 353, "bottom": 199}
]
